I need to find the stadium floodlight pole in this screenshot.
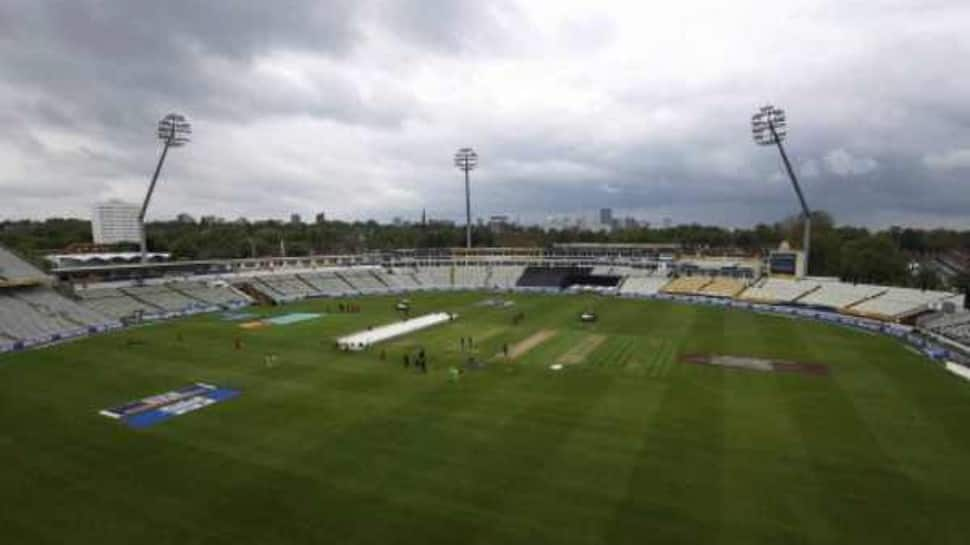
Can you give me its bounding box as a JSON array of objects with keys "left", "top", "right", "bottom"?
[
  {"left": 752, "top": 105, "right": 811, "bottom": 274},
  {"left": 453, "top": 147, "right": 478, "bottom": 249},
  {"left": 139, "top": 113, "right": 191, "bottom": 262}
]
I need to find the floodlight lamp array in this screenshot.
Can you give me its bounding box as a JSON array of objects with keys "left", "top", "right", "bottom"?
[
  {"left": 751, "top": 105, "right": 786, "bottom": 145},
  {"left": 454, "top": 147, "right": 478, "bottom": 171},
  {"left": 157, "top": 113, "right": 192, "bottom": 147}
]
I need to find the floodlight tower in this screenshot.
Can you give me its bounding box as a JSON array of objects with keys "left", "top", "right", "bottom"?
[
  {"left": 139, "top": 113, "right": 191, "bottom": 262},
  {"left": 453, "top": 147, "right": 478, "bottom": 249},
  {"left": 752, "top": 105, "right": 811, "bottom": 274}
]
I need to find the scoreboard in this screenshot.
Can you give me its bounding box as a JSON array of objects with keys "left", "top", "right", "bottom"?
[{"left": 768, "top": 250, "right": 805, "bottom": 278}]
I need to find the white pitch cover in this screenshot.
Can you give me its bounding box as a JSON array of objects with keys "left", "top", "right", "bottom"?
[{"left": 337, "top": 312, "right": 454, "bottom": 351}]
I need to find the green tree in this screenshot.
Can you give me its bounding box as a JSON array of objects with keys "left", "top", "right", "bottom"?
[{"left": 840, "top": 235, "right": 908, "bottom": 285}]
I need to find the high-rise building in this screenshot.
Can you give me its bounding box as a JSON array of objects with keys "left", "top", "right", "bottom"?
[
  {"left": 91, "top": 200, "right": 141, "bottom": 244},
  {"left": 290, "top": 213, "right": 302, "bottom": 225},
  {"left": 599, "top": 208, "right": 613, "bottom": 226}
]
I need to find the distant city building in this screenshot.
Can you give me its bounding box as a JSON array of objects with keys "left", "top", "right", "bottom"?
[
  {"left": 176, "top": 213, "right": 195, "bottom": 224},
  {"left": 488, "top": 215, "right": 511, "bottom": 233},
  {"left": 599, "top": 208, "right": 613, "bottom": 226},
  {"left": 544, "top": 214, "right": 610, "bottom": 233},
  {"left": 622, "top": 217, "right": 640, "bottom": 229},
  {"left": 290, "top": 213, "right": 302, "bottom": 225},
  {"left": 315, "top": 212, "right": 326, "bottom": 224},
  {"left": 200, "top": 215, "right": 224, "bottom": 225},
  {"left": 543, "top": 215, "right": 580, "bottom": 231},
  {"left": 663, "top": 217, "right": 673, "bottom": 229},
  {"left": 91, "top": 200, "right": 141, "bottom": 244}
]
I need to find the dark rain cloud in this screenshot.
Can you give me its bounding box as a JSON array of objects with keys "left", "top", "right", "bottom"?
[{"left": 0, "top": 1, "right": 969, "bottom": 228}]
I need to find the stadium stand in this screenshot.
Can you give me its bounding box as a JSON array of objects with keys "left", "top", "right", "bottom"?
[
  {"left": 618, "top": 275, "right": 670, "bottom": 296},
  {"left": 372, "top": 269, "right": 412, "bottom": 291},
  {"left": 121, "top": 284, "right": 207, "bottom": 312},
  {"left": 454, "top": 266, "right": 489, "bottom": 289},
  {"left": 486, "top": 266, "right": 524, "bottom": 289},
  {"left": 516, "top": 266, "right": 589, "bottom": 289},
  {"left": 699, "top": 278, "right": 747, "bottom": 298},
  {"left": 393, "top": 269, "right": 424, "bottom": 289},
  {"left": 0, "top": 245, "right": 120, "bottom": 348},
  {"left": 849, "top": 287, "right": 956, "bottom": 320},
  {"left": 338, "top": 269, "right": 388, "bottom": 293},
  {"left": 0, "top": 293, "right": 72, "bottom": 340},
  {"left": 15, "top": 287, "right": 109, "bottom": 328},
  {"left": 0, "top": 244, "right": 46, "bottom": 284},
  {"left": 661, "top": 276, "right": 713, "bottom": 295},
  {"left": 297, "top": 271, "right": 355, "bottom": 296},
  {"left": 413, "top": 266, "right": 452, "bottom": 289},
  {"left": 379, "top": 268, "right": 423, "bottom": 290},
  {"left": 76, "top": 287, "right": 163, "bottom": 319},
  {"left": 739, "top": 277, "right": 820, "bottom": 303},
  {"left": 11, "top": 237, "right": 963, "bottom": 352},
  {"left": 796, "top": 281, "right": 885, "bottom": 309},
  {"left": 256, "top": 274, "right": 319, "bottom": 299},
  {"left": 921, "top": 312, "right": 970, "bottom": 346},
  {"left": 169, "top": 281, "right": 251, "bottom": 306},
  {"left": 0, "top": 288, "right": 113, "bottom": 343}
]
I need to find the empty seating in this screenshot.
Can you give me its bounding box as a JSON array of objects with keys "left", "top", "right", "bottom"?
[
  {"left": 851, "top": 287, "right": 955, "bottom": 319},
  {"left": 256, "top": 275, "right": 318, "bottom": 298},
  {"left": 338, "top": 270, "right": 388, "bottom": 293},
  {"left": 413, "top": 267, "right": 452, "bottom": 289},
  {"left": 619, "top": 275, "right": 669, "bottom": 296},
  {"left": 15, "top": 287, "right": 109, "bottom": 327},
  {"left": 739, "top": 277, "right": 819, "bottom": 303},
  {"left": 699, "top": 278, "right": 746, "bottom": 298},
  {"left": 516, "top": 267, "right": 588, "bottom": 289},
  {"left": 919, "top": 311, "right": 970, "bottom": 345},
  {"left": 78, "top": 287, "right": 162, "bottom": 319},
  {"left": 453, "top": 267, "right": 488, "bottom": 288},
  {"left": 0, "top": 244, "right": 45, "bottom": 282},
  {"left": 372, "top": 270, "right": 409, "bottom": 291},
  {"left": 486, "top": 266, "right": 524, "bottom": 289},
  {"left": 121, "top": 285, "right": 202, "bottom": 312},
  {"left": 661, "top": 276, "right": 712, "bottom": 295},
  {"left": 797, "top": 282, "right": 884, "bottom": 309},
  {"left": 0, "top": 286, "right": 116, "bottom": 343},
  {"left": 170, "top": 281, "right": 250, "bottom": 306},
  {"left": 383, "top": 270, "right": 422, "bottom": 290},
  {"left": 298, "top": 271, "right": 355, "bottom": 296}
]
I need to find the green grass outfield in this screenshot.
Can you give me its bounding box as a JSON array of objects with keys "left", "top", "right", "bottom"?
[{"left": 2, "top": 292, "right": 970, "bottom": 544}]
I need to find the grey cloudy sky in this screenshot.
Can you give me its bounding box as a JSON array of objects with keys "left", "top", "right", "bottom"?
[{"left": 1, "top": 0, "right": 969, "bottom": 227}]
